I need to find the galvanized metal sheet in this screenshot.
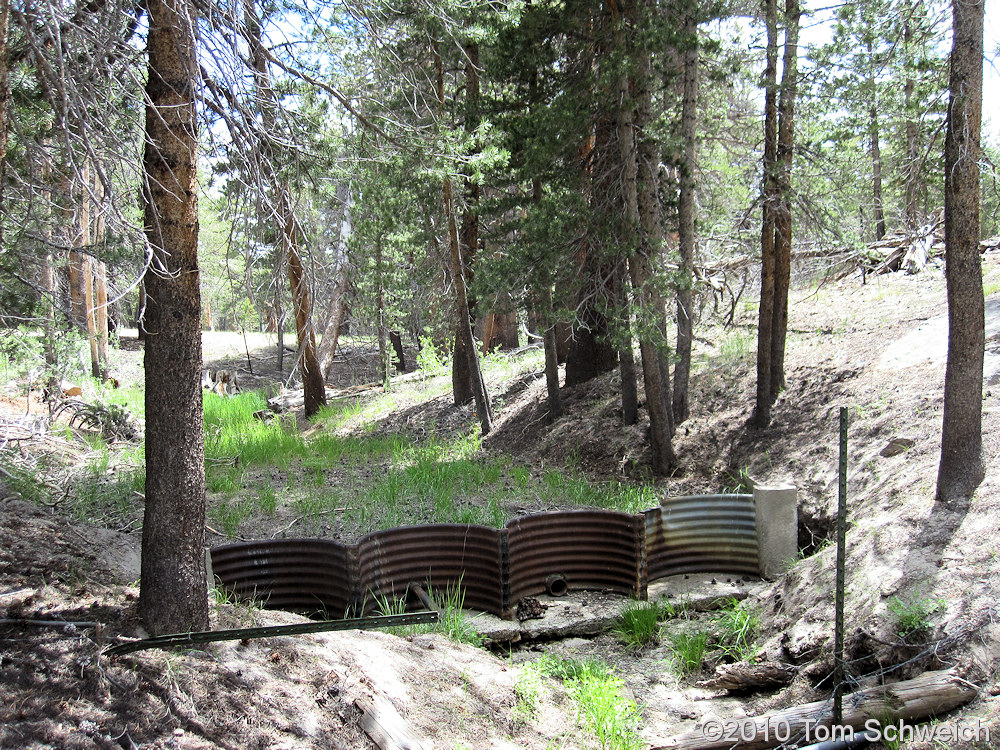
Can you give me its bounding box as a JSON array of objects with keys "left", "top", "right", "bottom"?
[
  {"left": 506, "top": 510, "right": 644, "bottom": 603},
  {"left": 644, "top": 494, "right": 760, "bottom": 580},
  {"left": 357, "top": 524, "right": 506, "bottom": 617},
  {"left": 211, "top": 539, "right": 359, "bottom": 618}
]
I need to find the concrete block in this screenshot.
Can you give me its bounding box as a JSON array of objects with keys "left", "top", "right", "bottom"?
[{"left": 753, "top": 483, "right": 798, "bottom": 579}]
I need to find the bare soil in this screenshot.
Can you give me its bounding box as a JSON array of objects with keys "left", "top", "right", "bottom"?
[{"left": 3, "top": 254, "right": 1000, "bottom": 748}]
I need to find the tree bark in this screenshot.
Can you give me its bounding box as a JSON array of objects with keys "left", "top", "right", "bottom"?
[
  {"left": 867, "top": 35, "right": 886, "bottom": 242},
  {"left": 317, "top": 187, "right": 351, "bottom": 378},
  {"left": 769, "top": 0, "right": 798, "bottom": 404},
  {"left": 446, "top": 176, "right": 492, "bottom": 434},
  {"left": 619, "top": 0, "right": 676, "bottom": 474},
  {"left": 936, "top": 0, "right": 985, "bottom": 503},
  {"left": 753, "top": 0, "right": 779, "bottom": 428},
  {"left": 673, "top": 8, "right": 698, "bottom": 426},
  {"left": 284, "top": 197, "right": 327, "bottom": 417},
  {"left": 244, "top": 0, "right": 325, "bottom": 415},
  {"left": 652, "top": 668, "right": 976, "bottom": 750},
  {"left": 903, "top": 10, "right": 920, "bottom": 232},
  {"left": 139, "top": 0, "right": 208, "bottom": 635},
  {"left": 436, "top": 40, "right": 492, "bottom": 433}
]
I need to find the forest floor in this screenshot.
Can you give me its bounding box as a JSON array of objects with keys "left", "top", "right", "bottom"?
[{"left": 2, "top": 252, "right": 1000, "bottom": 749}]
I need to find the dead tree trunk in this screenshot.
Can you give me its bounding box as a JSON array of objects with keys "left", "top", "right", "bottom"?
[{"left": 652, "top": 668, "right": 976, "bottom": 750}]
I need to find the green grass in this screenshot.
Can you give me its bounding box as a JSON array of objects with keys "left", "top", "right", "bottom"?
[
  {"left": 540, "top": 657, "right": 641, "bottom": 750},
  {"left": 667, "top": 630, "right": 710, "bottom": 675},
  {"left": 514, "top": 661, "right": 546, "bottom": 721},
  {"left": 614, "top": 599, "right": 666, "bottom": 649},
  {"left": 374, "top": 580, "right": 483, "bottom": 647},
  {"left": 203, "top": 391, "right": 304, "bottom": 466},
  {"left": 888, "top": 594, "right": 943, "bottom": 640},
  {"left": 714, "top": 599, "right": 760, "bottom": 661}
]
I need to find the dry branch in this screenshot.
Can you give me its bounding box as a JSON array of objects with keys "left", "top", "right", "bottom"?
[
  {"left": 697, "top": 662, "right": 797, "bottom": 693},
  {"left": 355, "top": 694, "right": 430, "bottom": 750},
  {"left": 652, "top": 668, "right": 977, "bottom": 750}
]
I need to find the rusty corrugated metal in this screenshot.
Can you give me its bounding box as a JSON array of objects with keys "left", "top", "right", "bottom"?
[
  {"left": 211, "top": 538, "right": 359, "bottom": 617},
  {"left": 644, "top": 494, "right": 759, "bottom": 580},
  {"left": 357, "top": 524, "right": 507, "bottom": 617},
  {"left": 506, "top": 510, "right": 645, "bottom": 604},
  {"left": 210, "top": 494, "right": 763, "bottom": 623}
]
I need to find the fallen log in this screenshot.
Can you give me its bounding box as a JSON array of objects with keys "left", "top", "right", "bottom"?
[
  {"left": 697, "top": 661, "right": 797, "bottom": 693},
  {"left": 355, "top": 694, "right": 430, "bottom": 750},
  {"left": 651, "top": 668, "right": 977, "bottom": 750}
]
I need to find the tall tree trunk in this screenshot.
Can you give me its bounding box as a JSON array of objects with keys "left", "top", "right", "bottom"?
[
  {"left": 769, "top": 0, "right": 798, "bottom": 403},
  {"left": 375, "top": 234, "right": 389, "bottom": 385},
  {"left": 93, "top": 171, "right": 109, "bottom": 373},
  {"left": 753, "top": 0, "right": 779, "bottom": 428},
  {"left": 446, "top": 177, "right": 492, "bottom": 434},
  {"left": 540, "top": 286, "right": 563, "bottom": 420},
  {"left": 903, "top": 12, "right": 920, "bottom": 232},
  {"left": 274, "top": 252, "right": 285, "bottom": 371},
  {"left": 0, "top": 0, "right": 8, "bottom": 264},
  {"left": 317, "top": 186, "right": 352, "bottom": 378},
  {"left": 244, "top": 0, "right": 325, "bottom": 413},
  {"left": 436, "top": 40, "right": 491, "bottom": 432},
  {"left": 617, "top": 0, "right": 675, "bottom": 473},
  {"left": 936, "top": 0, "right": 985, "bottom": 503},
  {"left": 867, "top": 37, "right": 886, "bottom": 242},
  {"left": 635, "top": 43, "right": 676, "bottom": 473},
  {"left": 673, "top": 8, "right": 698, "bottom": 426},
  {"left": 139, "top": 0, "right": 208, "bottom": 635},
  {"left": 614, "top": 262, "right": 638, "bottom": 426},
  {"left": 283, "top": 195, "right": 327, "bottom": 416}
]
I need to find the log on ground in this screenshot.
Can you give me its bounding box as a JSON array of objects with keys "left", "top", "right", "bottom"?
[{"left": 651, "top": 668, "right": 977, "bottom": 750}]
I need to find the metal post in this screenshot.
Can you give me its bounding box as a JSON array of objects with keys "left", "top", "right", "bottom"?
[{"left": 833, "top": 407, "right": 848, "bottom": 724}]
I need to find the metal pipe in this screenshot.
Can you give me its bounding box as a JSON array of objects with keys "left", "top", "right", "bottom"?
[{"left": 545, "top": 574, "right": 568, "bottom": 597}]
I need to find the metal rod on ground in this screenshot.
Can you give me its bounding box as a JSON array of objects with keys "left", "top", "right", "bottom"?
[
  {"left": 103, "top": 611, "right": 439, "bottom": 657},
  {"left": 410, "top": 583, "right": 440, "bottom": 614},
  {"left": 834, "top": 406, "right": 849, "bottom": 724}
]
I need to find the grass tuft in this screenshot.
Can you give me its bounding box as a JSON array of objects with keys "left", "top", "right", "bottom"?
[
  {"left": 614, "top": 599, "right": 663, "bottom": 649},
  {"left": 667, "top": 630, "right": 710, "bottom": 675},
  {"left": 714, "top": 598, "right": 760, "bottom": 661}
]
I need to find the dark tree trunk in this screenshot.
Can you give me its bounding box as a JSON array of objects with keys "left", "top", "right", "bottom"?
[
  {"left": 139, "top": 0, "right": 208, "bottom": 635},
  {"left": 673, "top": 8, "right": 698, "bottom": 426},
  {"left": 936, "top": 0, "right": 985, "bottom": 503},
  {"left": 867, "top": 36, "right": 886, "bottom": 242},
  {"left": 635, "top": 45, "right": 676, "bottom": 474},
  {"left": 451, "top": 42, "right": 482, "bottom": 406},
  {"left": 284, "top": 203, "right": 327, "bottom": 416},
  {"left": 564, "top": 293, "right": 618, "bottom": 386},
  {"left": 619, "top": 340, "right": 638, "bottom": 426},
  {"left": 870, "top": 102, "right": 886, "bottom": 242},
  {"left": 753, "top": 0, "right": 779, "bottom": 428},
  {"left": 437, "top": 40, "right": 491, "bottom": 432},
  {"left": 481, "top": 311, "right": 519, "bottom": 353},
  {"left": 903, "top": 13, "right": 920, "bottom": 232},
  {"left": 769, "top": 0, "right": 798, "bottom": 404}
]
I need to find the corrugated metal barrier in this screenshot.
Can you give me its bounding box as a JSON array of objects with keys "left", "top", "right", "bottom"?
[
  {"left": 211, "top": 494, "right": 762, "bottom": 620},
  {"left": 644, "top": 494, "right": 759, "bottom": 580}
]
